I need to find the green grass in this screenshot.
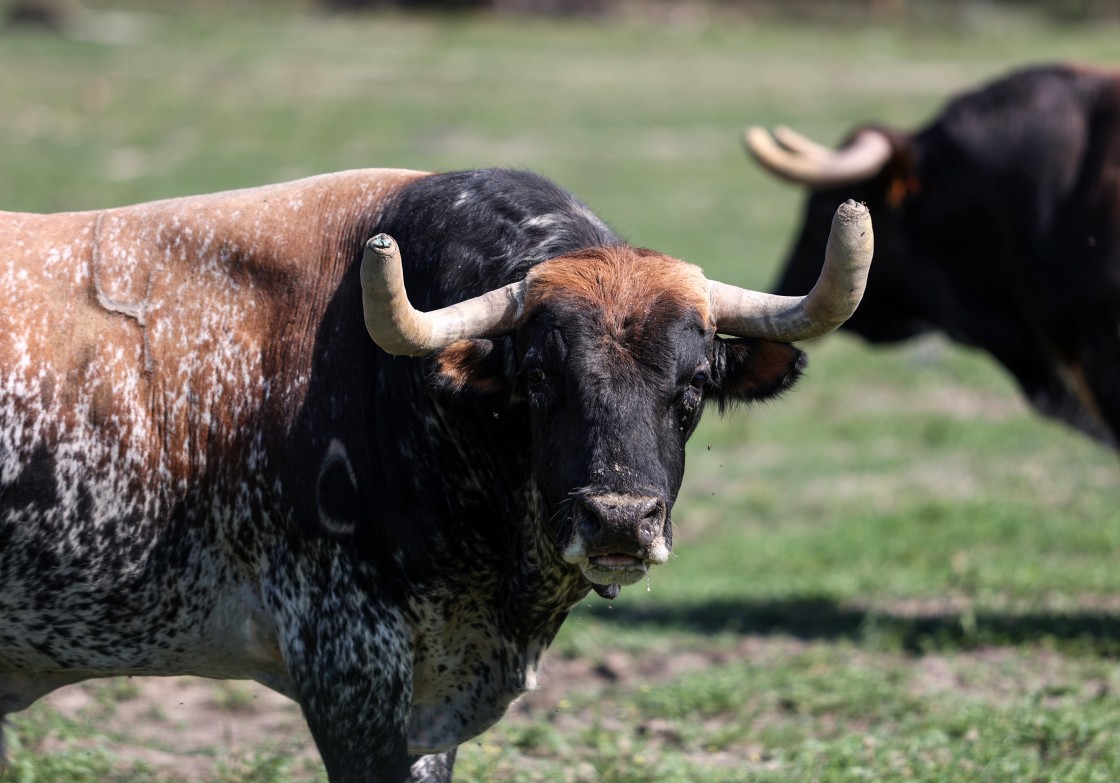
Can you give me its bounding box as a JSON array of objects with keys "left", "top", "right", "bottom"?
[{"left": 2, "top": 1, "right": 1120, "bottom": 781}]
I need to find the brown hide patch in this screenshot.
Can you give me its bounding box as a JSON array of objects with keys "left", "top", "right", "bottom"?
[
  {"left": 523, "top": 247, "right": 711, "bottom": 348},
  {"left": 2, "top": 169, "right": 428, "bottom": 495},
  {"left": 886, "top": 174, "right": 922, "bottom": 210},
  {"left": 1068, "top": 63, "right": 1120, "bottom": 80}
]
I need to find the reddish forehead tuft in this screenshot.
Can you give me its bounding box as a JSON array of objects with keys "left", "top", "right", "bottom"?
[{"left": 523, "top": 246, "right": 711, "bottom": 332}]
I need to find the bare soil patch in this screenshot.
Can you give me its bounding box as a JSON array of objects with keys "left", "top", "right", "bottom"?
[{"left": 37, "top": 677, "right": 322, "bottom": 780}]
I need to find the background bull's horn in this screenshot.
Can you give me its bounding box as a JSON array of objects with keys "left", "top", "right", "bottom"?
[
  {"left": 360, "top": 234, "right": 527, "bottom": 356},
  {"left": 709, "top": 199, "right": 873, "bottom": 342},
  {"left": 744, "top": 126, "right": 893, "bottom": 188},
  {"left": 770, "top": 125, "right": 836, "bottom": 162}
]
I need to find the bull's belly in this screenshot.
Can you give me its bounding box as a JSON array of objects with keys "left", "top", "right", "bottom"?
[
  {"left": 0, "top": 595, "right": 287, "bottom": 679},
  {"left": 0, "top": 594, "right": 282, "bottom": 680},
  {"left": 0, "top": 597, "right": 293, "bottom": 715},
  {"left": 0, "top": 513, "right": 292, "bottom": 701}
]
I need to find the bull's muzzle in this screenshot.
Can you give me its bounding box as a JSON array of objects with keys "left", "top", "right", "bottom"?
[{"left": 562, "top": 491, "right": 670, "bottom": 588}]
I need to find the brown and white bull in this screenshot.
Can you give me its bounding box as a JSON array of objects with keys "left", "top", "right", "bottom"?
[{"left": 0, "top": 167, "right": 872, "bottom": 782}]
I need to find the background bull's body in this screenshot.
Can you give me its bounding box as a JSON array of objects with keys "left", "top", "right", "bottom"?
[{"left": 760, "top": 64, "right": 1120, "bottom": 448}]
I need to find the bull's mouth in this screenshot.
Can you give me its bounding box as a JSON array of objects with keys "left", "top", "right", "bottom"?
[
  {"left": 589, "top": 553, "right": 645, "bottom": 569},
  {"left": 581, "top": 553, "right": 650, "bottom": 587}
]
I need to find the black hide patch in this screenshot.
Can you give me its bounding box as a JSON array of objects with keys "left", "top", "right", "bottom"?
[{"left": 3, "top": 442, "right": 61, "bottom": 513}]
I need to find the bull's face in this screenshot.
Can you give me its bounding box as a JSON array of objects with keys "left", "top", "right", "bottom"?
[{"left": 429, "top": 248, "right": 805, "bottom": 597}]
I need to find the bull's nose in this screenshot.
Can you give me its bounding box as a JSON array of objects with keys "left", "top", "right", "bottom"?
[{"left": 578, "top": 493, "right": 667, "bottom": 554}]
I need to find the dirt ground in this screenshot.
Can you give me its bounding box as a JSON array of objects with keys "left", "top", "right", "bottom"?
[
  {"left": 39, "top": 676, "right": 321, "bottom": 780},
  {"left": 30, "top": 639, "right": 747, "bottom": 780},
  {"left": 24, "top": 620, "right": 1111, "bottom": 781}
]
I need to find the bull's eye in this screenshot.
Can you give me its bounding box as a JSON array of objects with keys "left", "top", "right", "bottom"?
[
  {"left": 676, "top": 366, "right": 708, "bottom": 413},
  {"left": 525, "top": 367, "right": 547, "bottom": 386}
]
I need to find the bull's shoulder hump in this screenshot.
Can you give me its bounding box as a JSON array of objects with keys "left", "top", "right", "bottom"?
[
  {"left": 102, "top": 168, "right": 432, "bottom": 238},
  {"left": 91, "top": 169, "right": 433, "bottom": 273},
  {"left": 182, "top": 168, "right": 432, "bottom": 211},
  {"left": 2, "top": 168, "right": 433, "bottom": 219}
]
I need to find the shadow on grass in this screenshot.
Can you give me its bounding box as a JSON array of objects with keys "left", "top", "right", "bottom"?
[{"left": 584, "top": 597, "right": 1120, "bottom": 656}]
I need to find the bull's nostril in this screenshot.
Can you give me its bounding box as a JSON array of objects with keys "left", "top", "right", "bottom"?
[{"left": 579, "top": 514, "right": 601, "bottom": 542}]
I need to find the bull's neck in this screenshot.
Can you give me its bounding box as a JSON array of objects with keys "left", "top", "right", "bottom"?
[
  {"left": 506, "top": 484, "right": 592, "bottom": 644},
  {"left": 430, "top": 398, "right": 590, "bottom": 641}
]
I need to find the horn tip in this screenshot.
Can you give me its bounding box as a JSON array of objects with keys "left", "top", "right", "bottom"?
[
  {"left": 365, "top": 232, "right": 400, "bottom": 257},
  {"left": 835, "top": 199, "right": 870, "bottom": 223},
  {"left": 366, "top": 233, "right": 398, "bottom": 255}
]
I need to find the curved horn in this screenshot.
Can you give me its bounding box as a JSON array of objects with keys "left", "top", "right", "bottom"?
[
  {"left": 709, "top": 199, "right": 873, "bottom": 342},
  {"left": 771, "top": 125, "right": 836, "bottom": 162},
  {"left": 744, "top": 126, "right": 893, "bottom": 188},
  {"left": 360, "top": 234, "right": 527, "bottom": 356}
]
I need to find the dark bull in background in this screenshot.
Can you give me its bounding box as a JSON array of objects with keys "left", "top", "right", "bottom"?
[{"left": 748, "top": 63, "right": 1120, "bottom": 450}]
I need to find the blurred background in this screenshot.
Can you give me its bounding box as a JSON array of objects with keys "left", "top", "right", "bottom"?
[{"left": 2, "top": 1, "right": 1119, "bottom": 781}]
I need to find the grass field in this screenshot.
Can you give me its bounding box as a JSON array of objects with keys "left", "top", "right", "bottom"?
[{"left": 2, "top": 2, "right": 1119, "bottom": 781}]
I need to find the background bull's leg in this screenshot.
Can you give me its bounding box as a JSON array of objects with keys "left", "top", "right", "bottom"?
[
  {"left": 1079, "top": 317, "right": 1120, "bottom": 449},
  {"left": 409, "top": 749, "right": 457, "bottom": 783}
]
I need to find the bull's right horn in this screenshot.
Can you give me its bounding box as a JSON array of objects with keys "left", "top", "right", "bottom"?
[
  {"left": 745, "top": 126, "right": 892, "bottom": 188},
  {"left": 360, "top": 234, "right": 527, "bottom": 357},
  {"left": 709, "top": 199, "right": 873, "bottom": 342}
]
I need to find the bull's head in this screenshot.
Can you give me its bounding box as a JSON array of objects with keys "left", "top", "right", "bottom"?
[
  {"left": 360, "top": 202, "right": 872, "bottom": 597},
  {"left": 746, "top": 124, "right": 1118, "bottom": 448}
]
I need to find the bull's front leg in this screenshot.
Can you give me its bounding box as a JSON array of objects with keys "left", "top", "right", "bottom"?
[{"left": 267, "top": 559, "right": 415, "bottom": 783}]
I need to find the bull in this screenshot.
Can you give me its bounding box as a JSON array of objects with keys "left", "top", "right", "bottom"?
[
  {"left": 747, "top": 63, "right": 1120, "bottom": 449},
  {"left": 0, "top": 167, "right": 872, "bottom": 782}
]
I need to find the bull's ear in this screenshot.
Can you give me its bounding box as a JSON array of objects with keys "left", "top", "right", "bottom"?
[
  {"left": 710, "top": 336, "right": 806, "bottom": 410},
  {"left": 878, "top": 130, "right": 920, "bottom": 210},
  {"left": 425, "top": 338, "right": 514, "bottom": 400}
]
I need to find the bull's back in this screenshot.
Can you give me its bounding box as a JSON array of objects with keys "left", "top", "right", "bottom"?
[{"left": 2, "top": 168, "right": 426, "bottom": 507}]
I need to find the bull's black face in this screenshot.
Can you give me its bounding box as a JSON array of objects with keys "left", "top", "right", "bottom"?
[
  {"left": 515, "top": 297, "right": 705, "bottom": 593},
  {"left": 429, "top": 247, "right": 805, "bottom": 597}
]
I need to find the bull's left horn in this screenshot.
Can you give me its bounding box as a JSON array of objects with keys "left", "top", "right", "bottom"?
[
  {"left": 360, "top": 234, "right": 527, "bottom": 356},
  {"left": 709, "top": 200, "right": 873, "bottom": 342}
]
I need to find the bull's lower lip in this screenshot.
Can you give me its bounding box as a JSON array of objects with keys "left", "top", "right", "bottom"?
[
  {"left": 582, "top": 554, "right": 648, "bottom": 586},
  {"left": 589, "top": 554, "right": 644, "bottom": 569}
]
